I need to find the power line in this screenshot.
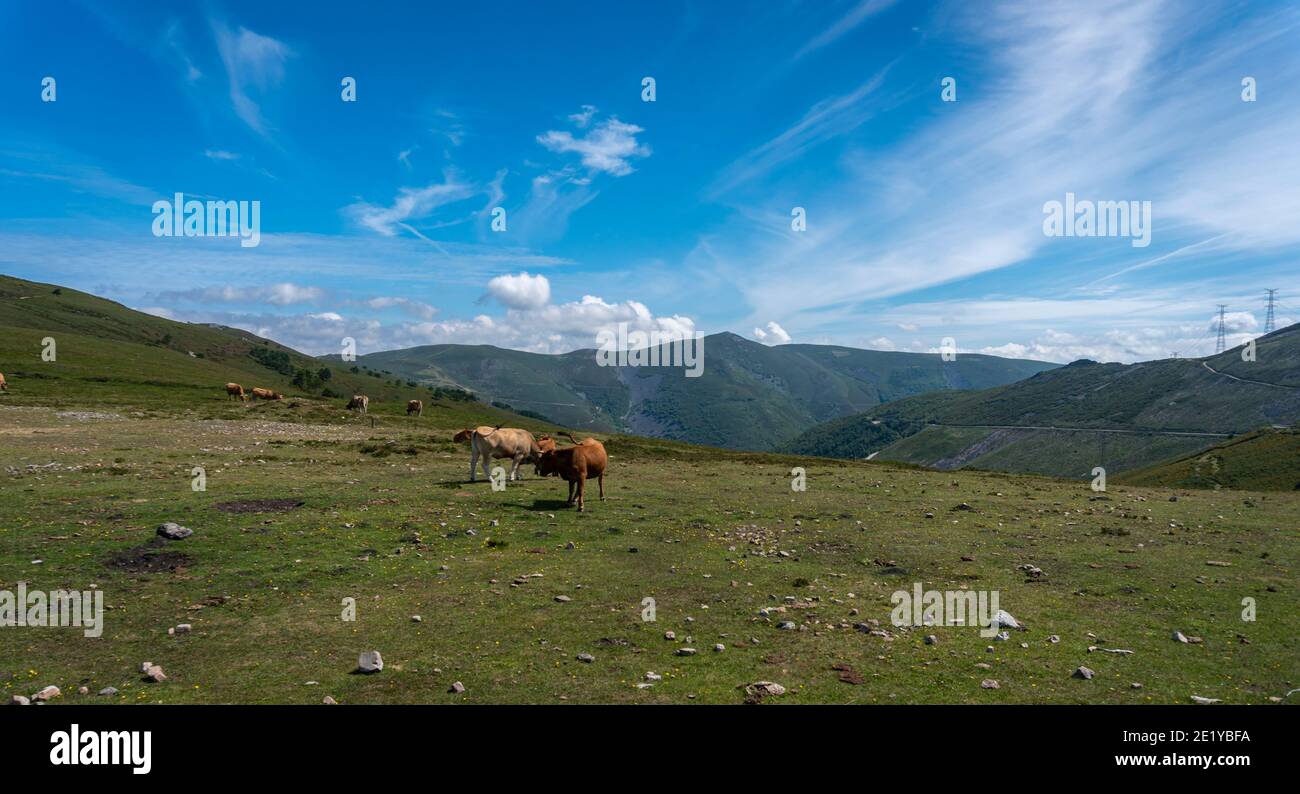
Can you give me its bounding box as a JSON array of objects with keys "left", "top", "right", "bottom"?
[
  {"left": 1214, "top": 304, "right": 1228, "bottom": 353},
  {"left": 1264, "top": 289, "right": 1277, "bottom": 333}
]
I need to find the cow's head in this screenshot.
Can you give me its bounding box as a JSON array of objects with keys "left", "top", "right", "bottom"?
[
  {"left": 453, "top": 429, "right": 474, "bottom": 443},
  {"left": 537, "top": 435, "right": 557, "bottom": 453},
  {"left": 534, "top": 449, "right": 562, "bottom": 478}
]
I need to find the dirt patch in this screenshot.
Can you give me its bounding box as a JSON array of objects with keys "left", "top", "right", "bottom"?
[
  {"left": 104, "top": 539, "right": 193, "bottom": 573},
  {"left": 213, "top": 499, "right": 304, "bottom": 513}
]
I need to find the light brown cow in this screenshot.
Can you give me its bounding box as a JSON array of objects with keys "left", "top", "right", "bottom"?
[
  {"left": 346, "top": 394, "right": 369, "bottom": 414},
  {"left": 454, "top": 426, "right": 541, "bottom": 483},
  {"left": 535, "top": 433, "right": 607, "bottom": 511},
  {"left": 225, "top": 382, "right": 247, "bottom": 401},
  {"left": 0, "top": 372, "right": 7, "bottom": 392},
  {"left": 251, "top": 387, "right": 282, "bottom": 401},
  {"left": 406, "top": 399, "right": 423, "bottom": 417}
]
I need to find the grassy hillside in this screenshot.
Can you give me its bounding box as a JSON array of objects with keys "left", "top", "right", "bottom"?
[
  {"left": 1, "top": 275, "right": 1294, "bottom": 705},
  {"left": 1118, "top": 428, "right": 1300, "bottom": 491},
  {"left": 2, "top": 389, "right": 1295, "bottom": 705},
  {"left": 0, "top": 275, "right": 477, "bottom": 413},
  {"left": 782, "top": 325, "right": 1300, "bottom": 478},
  {"left": 356, "top": 331, "right": 1054, "bottom": 451}
]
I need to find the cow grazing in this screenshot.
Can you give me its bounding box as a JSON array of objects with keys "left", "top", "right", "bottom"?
[
  {"left": 407, "top": 399, "right": 423, "bottom": 417},
  {"left": 224, "top": 382, "right": 247, "bottom": 401},
  {"left": 0, "top": 372, "right": 7, "bottom": 392},
  {"left": 454, "top": 426, "right": 541, "bottom": 482},
  {"left": 535, "top": 433, "right": 607, "bottom": 512},
  {"left": 346, "top": 395, "right": 369, "bottom": 414},
  {"left": 251, "top": 387, "right": 282, "bottom": 401}
]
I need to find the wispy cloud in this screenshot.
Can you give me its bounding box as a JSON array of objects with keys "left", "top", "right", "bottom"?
[
  {"left": 538, "top": 111, "right": 650, "bottom": 177},
  {"left": 211, "top": 20, "right": 292, "bottom": 136},
  {"left": 344, "top": 172, "right": 477, "bottom": 236},
  {"left": 792, "top": 0, "right": 898, "bottom": 61}
]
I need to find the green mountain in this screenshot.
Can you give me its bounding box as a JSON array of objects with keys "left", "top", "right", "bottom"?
[
  {"left": 1117, "top": 428, "right": 1300, "bottom": 491},
  {"left": 349, "top": 332, "right": 1055, "bottom": 451},
  {"left": 0, "top": 275, "right": 476, "bottom": 411},
  {"left": 781, "top": 323, "right": 1300, "bottom": 478}
]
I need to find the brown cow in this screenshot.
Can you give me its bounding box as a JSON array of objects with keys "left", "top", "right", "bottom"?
[
  {"left": 225, "top": 382, "right": 247, "bottom": 401},
  {"left": 535, "top": 433, "right": 607, "bottom": 511},
  {"left": 0, "top": 372, "right": 7, "bottom": 392},
  {"left": 346, "top": 394, "right": 369, "bottom": 414},
  {"left": 251, "top": 387, "right": 282, "bottom": 400},
  {"left": 406, "top": 399, "right": 423, "bottom": 417},
  {"left": 454, "top": 426, "right": 541, "bottom": 482}
]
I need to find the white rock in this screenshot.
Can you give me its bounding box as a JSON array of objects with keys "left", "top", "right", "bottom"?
[{"left": 357, "top": 651, "right": 384, "bottom": 673}]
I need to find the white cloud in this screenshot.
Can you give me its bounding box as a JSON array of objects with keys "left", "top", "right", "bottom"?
[
  {"left": 154, "top": 282, "right": 324, "bottom": 306},
  {"left": 753, "top": 321, "right": 791, "bottom": 344},
  {"left": 204, "top": 149, "right": 240, "bottom": 161},
  {"left": 538, "top": 115, "right": 650, "bottom": 177},
  {"left": 345, "top": 173, "right": 477, "bottom": 236},
  {"left": 363, "top": 296, "right": 437, "bottom": 320},
  {"left": 487, "top": 271, "right": 551, "bottom": 309},
  {"left": 793, "top": 0, "right": 898, "bottom": 61},
  {"left": 212, "top": 21, "right": 292, "bottom": 136},
  {"left": 567, "top": 104, "right": 598, "bottom": 128}
]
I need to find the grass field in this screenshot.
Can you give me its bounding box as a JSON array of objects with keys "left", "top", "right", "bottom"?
[{"left": 2, "top": 385, "right": 1296, "bottom": 705}]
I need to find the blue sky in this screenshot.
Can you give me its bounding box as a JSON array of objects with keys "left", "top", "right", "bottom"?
[{"left": 2, "top": 0, "right": 1299, "bottom": 362}]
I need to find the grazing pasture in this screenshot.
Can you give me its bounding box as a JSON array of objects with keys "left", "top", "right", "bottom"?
[{"left": 1, "top": 383, "right": 1295, "bottom": 705}]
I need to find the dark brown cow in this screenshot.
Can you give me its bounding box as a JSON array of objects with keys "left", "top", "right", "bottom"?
[{"left": 535, "top": 433, "right": 607, "bottom": 511}]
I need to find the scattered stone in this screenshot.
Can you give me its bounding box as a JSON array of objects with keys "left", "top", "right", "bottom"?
[
  {"left": 1205, "top": 560, "right": 1232, "bottom": 567},
  {"left": 713, "top": 644, "right": 725, "bottom": 653},
  {"left": 143, "top": 665, "right": 166, "bottom": 683},
  {"left": 924, "top": 634, "right": 937, "bottom": 645},
  {"left": 553, "top": 595, "right": 571, "bottom": 603},
  {"left": 411, "top": 615, "right": 422, "bottom": 622},
  {"left": 449, "top": 681, "right": 466, "bottom": 694},
  {"left": 676, "top": 647, "right": 697, "bottom": 656},
  {"left": 1190, "top": 695, "right": 1220, "bottom": 704},
  {"left": 1172, "top": 630, "right": 1189, "bottom": 643},
  {"left": 1048, "top": 635, "right": 1060, "bottom": 644},
  {"left": 1131, "top": 683, "right": 1143, "bottom": 690},
  {"left": 1073, "top": 666, "right": 1095, "bottom": 680},
  {"left": 77, "top": 686, "right": 89, "bottom": 695},
  {"left": 981, "top": 679, "right": 1000, "bottom": 689},
  {"left": 994, "top": 631, "right": 1011, "bottom": 641},
  {"left": 741, "top": 681, "right": 786, "bottom": 702},
  {"left": 664, "top": 631, "right": 676, "bottom": 641},
  {"left": 576, "top": 653, "right": 595, "bottom": 663},
  {"left": 644, "top": 672, "right": 663, "bottom": 682},
  {"left": 98, "top": 687, "right": 118, "bottom": 697},
  {"left": 156, "top": 522, "right": 193, "bottom": 540},
  {"left": 174, "top": 623, "right": 192, "bottom": 634},
  {"left": 321, "top": 695, "right": 338, "bottom": 705},
  {"left": 975, "top": 662, "right": 992, "bottom": 670},
  {"left": 991, "top": 610, "right": 1022, "bottom": 630},
  {"left": 357, "top": 651, "right": 383, "bottom": 674},
  {"left": 10, "top": 695, "right": 30, "bottom": 706},
  {"left": 777, "top": 621, "right": 797, "bottom": 630}
]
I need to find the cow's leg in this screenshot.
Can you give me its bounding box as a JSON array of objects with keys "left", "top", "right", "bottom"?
[
  {"left": 567, "top": 479, "right": 576, "bottom": 504},
  {"left": 509, "top": 454, "right": 524, "bottom": 481},
  {"left": 469, "top": 445, "right": 479, "bottom": 482},
  {"left": 576, "top": 474, "right": 586, "bottom": 511},
  {"left": 599, "top": 473, "right": 605, "bottom": 500},
  {"left": 480, "top": 451, "right": 493, "bottom": 482}
]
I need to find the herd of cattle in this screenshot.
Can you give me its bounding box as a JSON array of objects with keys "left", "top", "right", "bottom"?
[{"left": 221, "top": 382, "right": 606, "bottom": 510}]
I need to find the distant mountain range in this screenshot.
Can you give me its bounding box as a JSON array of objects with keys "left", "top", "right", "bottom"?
[
  {"left": 347, "top": 333, "right": 1056, "bottom": 451},
  {"left": 781, "top": 323, "right": 1300, "bottom": 479}
]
